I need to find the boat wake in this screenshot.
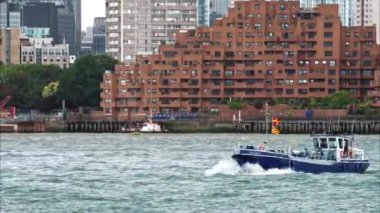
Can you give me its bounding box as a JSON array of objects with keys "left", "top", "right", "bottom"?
[{"left": 204, "top": 159, "right": 293, "bottom": 177}]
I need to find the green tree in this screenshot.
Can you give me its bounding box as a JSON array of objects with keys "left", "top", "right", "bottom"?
[
  {"left": 57, "top": 55, "right": 118, "bottom": 108},
  {"left": 0, "top": 64, "right": 62, "bottom": 110},
  {"left": 228, "top": 99, "right": 243, "bottom": 110},
  {"left": 309, "top": 98, "right": 318, "bottom": 107},
  {"left": 42, "top": 81, "right": 60, "bottom": 98},
  {"left": 316, "top": 90, "right": 359, "bottom": 109}
]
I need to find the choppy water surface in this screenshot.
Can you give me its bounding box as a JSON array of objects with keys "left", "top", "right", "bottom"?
[{"left": 1, "top": 133, "right": 379, "bottom": 212}]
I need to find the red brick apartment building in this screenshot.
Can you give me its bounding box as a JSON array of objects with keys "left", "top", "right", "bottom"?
[{"left": 100, "top": 0, "right": 380, "bottom": 119}]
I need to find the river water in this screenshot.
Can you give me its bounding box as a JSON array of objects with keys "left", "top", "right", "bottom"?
[{"left": 0, "top": 133, "right": 379, "bottom": 212}]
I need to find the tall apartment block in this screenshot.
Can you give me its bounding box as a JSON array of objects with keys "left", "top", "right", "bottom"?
[
  {"left": 92, "top": 17, "right": 106, "bottom": 55},
  {"left": 0, "top": 28, "right": 21, "bottom": 64},
  {"left": 0, "top": 1, "right": 22, "bottom": 28},
  {"left": 100, "top": 0, "right": 380, "bottom": 118},
  {"left": 209, "top": 0, "right": 233, "bottom": 25},
  {"left": 0, "top": 0, "right": 81, "bottom": 55},
  {"left": 197, "top": 0, "right": 210, "bottom": 26},
  {"left": 300, "top": 0, "right": 380, "bottom": 44},
  {"left": 105, "top": 0, "right": 197, "bottom": 64}
]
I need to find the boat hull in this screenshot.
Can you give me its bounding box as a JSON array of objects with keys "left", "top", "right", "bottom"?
[
  {"left": 231, "top": 154, "right": 258, "bottom": 166},
  {"left": 290, "top": 157, "right": 370, "bottom": 174},
  {"left": 232, "top": 150, "right": 289, "bottom": 169},
  {"left": 254, "top": 152, "right": 290, "bottom": 170},
  {"left": 232, "top": 151, "right": 370, "bottom": 174}
]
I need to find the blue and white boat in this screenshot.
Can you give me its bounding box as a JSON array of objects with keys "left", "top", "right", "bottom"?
[{"left": 232, "top": 134, "right": 370, "bottom": 174}]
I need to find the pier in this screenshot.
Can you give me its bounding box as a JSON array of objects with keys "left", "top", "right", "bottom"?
[
  {"left": 65, "top": 121, "right": 145, "bottom": 132},
  {"left": 234, "top": 120, "right": 380, "bottom": 134}
]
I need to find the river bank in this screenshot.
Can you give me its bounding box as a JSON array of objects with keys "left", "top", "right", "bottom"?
[{"left": 2, "top": 119, "right": 379, "bottom": 134}]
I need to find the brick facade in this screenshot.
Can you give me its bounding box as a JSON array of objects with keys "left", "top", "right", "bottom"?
[{"left": 100, "top": 0, "right": 380, "bottom": 118}]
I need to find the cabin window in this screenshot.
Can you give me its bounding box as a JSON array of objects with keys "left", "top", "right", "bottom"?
[
  {"left": 338, "top": 138, "right": 343, "bottom": 149},
  {"left": 343, "top": 139, "right": 349, "bottom": 151},
  {"left": 320, "top": 138, "right": 328, "bottom": 149},
  {"left": 328, "top": 138, "right": 337, "bottom": 149},
  {"left": 313, "top": 138, "right": 319, "bottom": 148}
]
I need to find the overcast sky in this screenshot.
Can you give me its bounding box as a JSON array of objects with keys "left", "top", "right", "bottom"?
[{"left": 81, "top": 0, "right": 105, "bottom": 30}]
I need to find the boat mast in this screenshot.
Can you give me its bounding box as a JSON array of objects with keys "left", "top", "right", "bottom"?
[{"left": 265, "top": 101, "right": 269, "bottom": 139}]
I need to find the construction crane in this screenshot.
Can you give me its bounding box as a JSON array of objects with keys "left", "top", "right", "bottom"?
[{"left": 0, "top": 96, "right": 13, "bottom": 119}]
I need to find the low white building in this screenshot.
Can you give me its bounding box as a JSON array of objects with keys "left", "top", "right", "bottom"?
[{"left": 21, "top": 37, "right": 73, "bottom": 69}]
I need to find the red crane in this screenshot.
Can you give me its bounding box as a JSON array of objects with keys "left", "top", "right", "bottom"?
[
  {"left": 0, "top": 96, "right": 11, "bottom": 110},
  {"left": 0, "top": 96, "right": 15, "bottom": 119}
]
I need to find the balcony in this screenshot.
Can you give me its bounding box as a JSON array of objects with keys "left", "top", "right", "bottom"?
[
  {"left": 159, "top": 101, "right": 181, "bottom": 108},
  {"left": 158, "top": 92, "right": 181, "bottom": 98},
  {"left": 367, "top": 90, "right": 380, "bottom": 97},
  {"left": 308, "top": 82, "right": 326, "bottom": 88},
  {"left": 100, "top": 93, "right": 112, "bottom": 98},
  {"left": 118, "top": 92, "right": 142, "bottom": 98},
  {"left": 100, "top": 83, "right": 112, "bottom": 89},
  {"left": 370, "top": 99, "right": 380, "bottom": 107},
  {"left": 115, "top": 102, "right": 140, "bottom": 108},
  {"left": 181, "top": 92, "right": 200, "bottom": 98},
  {"left": 100, "top": 102, "right": 116, "bottom": 108}
]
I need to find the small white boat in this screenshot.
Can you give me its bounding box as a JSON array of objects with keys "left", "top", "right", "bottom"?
[{"left": 140, "top": 122, "right": 161, "bottom": 133}]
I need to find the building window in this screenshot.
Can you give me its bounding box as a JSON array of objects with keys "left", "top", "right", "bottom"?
[
  {"left": 286, "top": 89, "right": 294, "bottom": 94},
  {"left": 328, "top": 89, "right": 336, "bottom": 94},
  {"left": 362, "top": 60, "right": 371, "bottom": 66},
  {"left": 324, "top": 41, "right": 333, "bottom": 47},
  {"left": 212, "top": 70, "right": 220, "bottom": 76},
  {"left": 324, "top": 22, "right": 333, "bottom": 28},
  {"left": 254, "top": 23, "right": 262, "bottom": 29},
  {"left": 225, "top": 70, "right": 233, "bottom": 77},
  {"left": 298, "top": 89, "right": 307, "bottom": 94},
  {"left": 324, "top": 32, "right": 333, "bottom": 38},
  {"left": 328, "top": 69, "right": 336, "bottom": 75},
  {"left": 364, "top": 32, "right": 373, "bottom": 38},
  {"left": 325, "top": 51, "right": 333, "bottom": 57},
  {"left": 298, "top": 79, "right": 307, "bottom": 84}
]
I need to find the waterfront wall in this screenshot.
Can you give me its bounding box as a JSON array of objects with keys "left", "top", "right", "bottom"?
[
  {"left": 64, "top": 120, "right": 380, "bottom": 134},
  {"left": 211, "top": 105, "right": 348, "bottom": 121},
  {"left": 234, "top": 120, "right": 380, "bottom": 134},
  {"left": 2, "top": 119, "right": 379, "bottom": 134},
  {"left": 0, "top": 121, "right": 46, "bottom": 133}
]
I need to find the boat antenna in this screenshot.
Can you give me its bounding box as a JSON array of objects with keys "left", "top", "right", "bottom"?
[
  {"left": 265, "top": 101, "right": 269, "bottom": 142},
  {"left": 351, "top": 119, "right": 355, "bottom": 141}
]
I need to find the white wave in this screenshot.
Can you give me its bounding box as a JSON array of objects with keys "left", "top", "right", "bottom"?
[
  {"left": 204, "top": 159, "right": 293, "bottom": 177},
  {"left": 204, "top": 159, "right": 242, "bottom": 176},
  {"left": 242, "top": 163, "right": 293, "bottom": 176}
]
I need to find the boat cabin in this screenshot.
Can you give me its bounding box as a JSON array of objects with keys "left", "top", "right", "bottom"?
[{"left": 310, "top": 135, "right": 364, "bottom": 161}]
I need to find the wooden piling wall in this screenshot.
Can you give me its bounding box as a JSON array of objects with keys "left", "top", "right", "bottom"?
[{"left": 234, "top": 120, "right": 380, "bottom": 134}]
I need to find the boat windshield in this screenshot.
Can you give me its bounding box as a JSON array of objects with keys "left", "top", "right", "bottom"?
[
  {"left": 328, "top": 138, "right": 337, "bottom": 149},
  {"left": 338, "top": 138, "right": 343, "bottom": 149},
  {"left": 313, "top": 138, "right": 319, "bottom": 149},
  {"left": 319, "top": 138, "right": 328, "bottom": 149}
]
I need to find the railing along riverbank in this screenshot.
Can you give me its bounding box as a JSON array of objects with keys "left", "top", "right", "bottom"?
[{"left": 234, "top": 120, "right": 380, "bottom": 134}]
